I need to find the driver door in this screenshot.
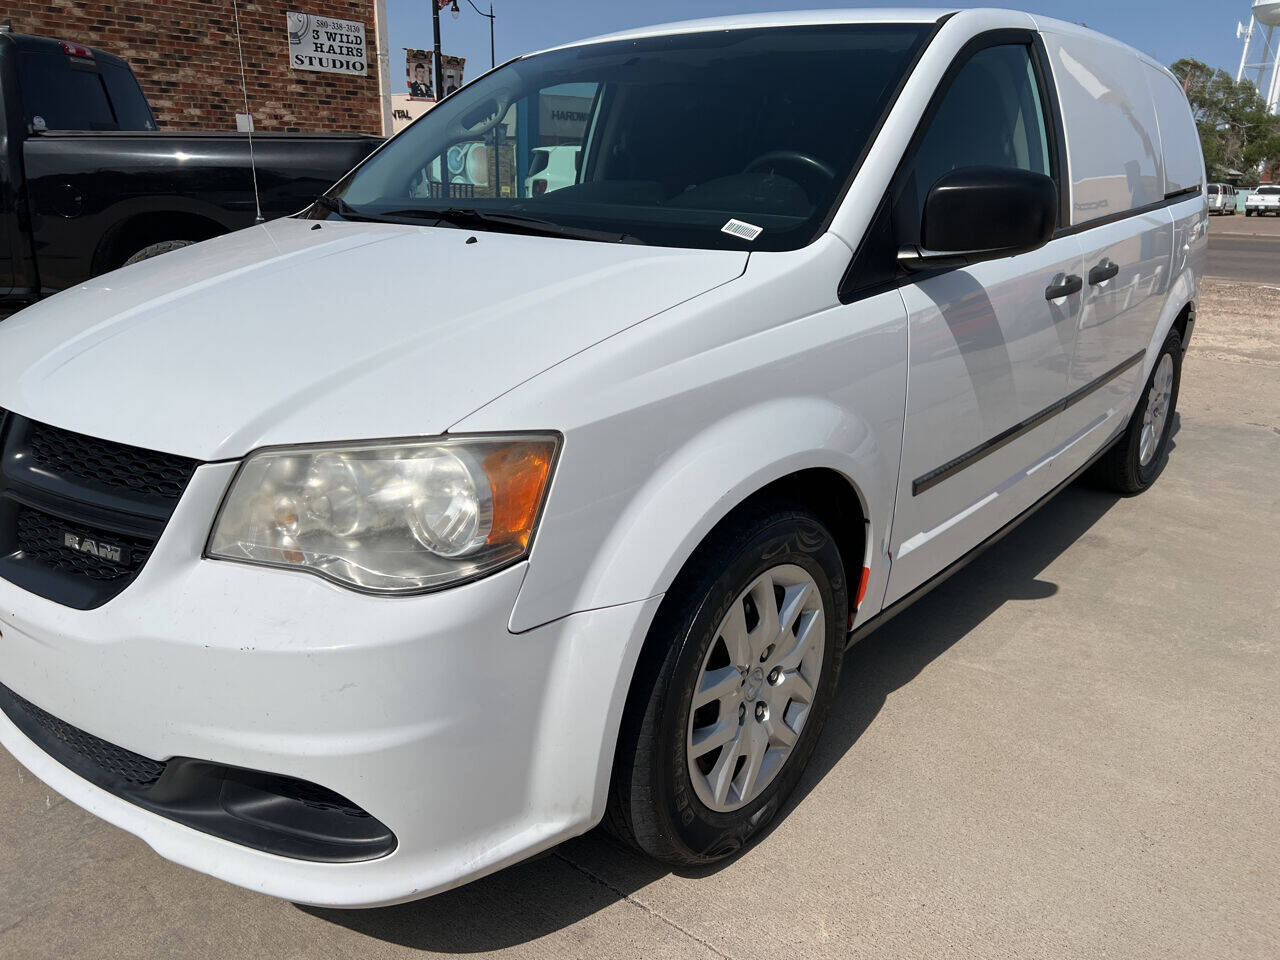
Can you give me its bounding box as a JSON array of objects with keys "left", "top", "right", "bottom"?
[{"left": 884, "top": 38, "right": 1083, "bottom": 605}]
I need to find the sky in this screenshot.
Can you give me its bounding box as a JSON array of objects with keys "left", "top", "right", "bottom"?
[{"left": 384, "top": 0, "right": 1256, "bottom": 90}]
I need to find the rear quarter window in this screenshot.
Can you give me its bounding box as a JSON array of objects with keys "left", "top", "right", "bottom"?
[
  {"left": 1146, "top": 67, "right": 1203, "bottom": 196},
  {"left": 101, "top": 62, "right": 156, "bottom": 130},
  {"left": 1044, "top": 31, "right": 1163, "bottom": 224}
]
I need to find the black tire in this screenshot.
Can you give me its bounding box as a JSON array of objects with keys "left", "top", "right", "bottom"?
[
  {"left": 605, "top": 501, "right": 847, "bottom": 866},
  {"left": 123, "top": 239, "right": 194, "bottom": 266},
  {"left": 1089, "top": 329, "right": 1182, "bottom": 495}
]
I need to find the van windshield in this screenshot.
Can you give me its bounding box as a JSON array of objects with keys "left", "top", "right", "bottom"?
[{"left": 327, "top": 24, "right": 930, "bottom": 250}]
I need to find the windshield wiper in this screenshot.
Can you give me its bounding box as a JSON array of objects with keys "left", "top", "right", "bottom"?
[
  {"left": 384, "top": 206, "right": 645, "bottom": 244},
  {"left": 312, "top": 194, "right": 382, "bottom": 222}
]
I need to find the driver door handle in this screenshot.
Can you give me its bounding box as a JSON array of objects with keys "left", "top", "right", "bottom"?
[
  {"left": 1045, "top": 273, "right": 1082, "bottom": 301},
  {"left": 1088, "top": 258, "right": 1120, "bottom": 285}
]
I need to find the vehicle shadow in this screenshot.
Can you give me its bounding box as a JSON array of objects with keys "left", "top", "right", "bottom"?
[
  {"left": 298, "top": 480, "right": 1122, "bottom": 953},
  {"left": 781, "top": 480, "right": 1121, "bottom": 820}
]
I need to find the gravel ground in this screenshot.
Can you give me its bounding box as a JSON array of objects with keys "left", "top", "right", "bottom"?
[{"left": 1194, "top": 279, "right": 1280, "bottom": 367}]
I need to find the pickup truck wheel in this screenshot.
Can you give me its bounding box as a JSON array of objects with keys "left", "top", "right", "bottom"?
[
  {"left": 1089, "top": 329, "right": 1182, "bottom": 495},
  {"left": 605, "top": 502, "right": 846, "bottom": 866},
  {"left": 123, "top": 240, "right": 194, "bottom": 266}
]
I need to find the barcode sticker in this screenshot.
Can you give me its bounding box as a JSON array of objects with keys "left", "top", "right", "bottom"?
[{"left": 721, "top": 219, "right": 764, "bottom": 242}]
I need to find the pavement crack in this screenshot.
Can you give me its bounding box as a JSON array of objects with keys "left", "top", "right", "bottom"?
[
  {"left": 552, "top": 851, "right": 736, "bottom": 960},
  {"left": 0, "top": 913, "right": 28, "bottom": 938}
]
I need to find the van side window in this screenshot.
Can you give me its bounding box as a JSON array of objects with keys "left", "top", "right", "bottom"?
[{"left": 901, "top": 44, "right": 1051, "bottom": 233}]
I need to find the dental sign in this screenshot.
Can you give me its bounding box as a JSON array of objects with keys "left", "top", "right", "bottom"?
[{"left": 287, "top": 11, "right": 368, "bottom": 76}]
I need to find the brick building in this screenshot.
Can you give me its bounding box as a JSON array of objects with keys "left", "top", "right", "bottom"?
[{"left": 3, "top": 1, "right": 389, "bottom": 134}]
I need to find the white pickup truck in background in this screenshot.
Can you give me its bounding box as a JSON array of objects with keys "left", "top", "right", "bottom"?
[{"left": 1244, "top": 184, "right": 1280, "bottom": 215}]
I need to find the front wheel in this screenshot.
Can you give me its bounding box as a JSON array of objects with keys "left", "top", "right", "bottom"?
[
  {"left": 123, "top": 240, "right": 194, "bottom": 266},
  {"left": 606, "top": 503, "right": 847, "bottom": 865},
  {"left": 1089, "top": 329, "right": 1182, "bottom": 494}
]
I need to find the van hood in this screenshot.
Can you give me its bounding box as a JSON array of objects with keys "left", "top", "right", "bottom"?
[{"left": 0, "top": 219, "right": 746, "bottom": 460}]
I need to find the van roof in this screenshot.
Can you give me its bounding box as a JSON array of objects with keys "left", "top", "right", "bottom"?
[
  {"left": 533, "top": 8, "right": 1173, "bottom": 81},
  {"left": 536, "top": 7, "right": 952, "bottom": 53}
]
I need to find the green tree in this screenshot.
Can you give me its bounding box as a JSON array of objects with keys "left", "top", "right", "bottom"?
[{"left": 1170, "top": 57, "right": 1280, "bottom": 184}]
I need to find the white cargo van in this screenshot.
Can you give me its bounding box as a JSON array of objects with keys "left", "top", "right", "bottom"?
[{"left": 0, "top": 8, "right": 1206, "bottom": 907}]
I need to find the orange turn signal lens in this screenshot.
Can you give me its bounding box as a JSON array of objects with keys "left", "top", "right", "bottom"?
[{"left": 482, "top": 440, "right": 557, "bottom": 549}]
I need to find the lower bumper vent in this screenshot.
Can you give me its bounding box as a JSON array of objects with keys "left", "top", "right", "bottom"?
[{"left": 0, "top": 682, "right": 396, "bottom": 863}]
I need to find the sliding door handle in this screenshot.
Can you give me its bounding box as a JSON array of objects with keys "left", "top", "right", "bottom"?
[
  {"left": 1088, "top": 258, "right": 1120, "bottom": 285},
  {"left": 1045, "top": 273, "right": 1082, "bottom": 300}
]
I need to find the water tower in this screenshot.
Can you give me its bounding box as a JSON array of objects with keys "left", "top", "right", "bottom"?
[{"left": 1238, "top": 0, "right": 1280, "bottom": 112}]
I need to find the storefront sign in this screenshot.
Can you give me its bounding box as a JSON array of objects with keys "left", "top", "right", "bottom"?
[
  {"left": 287, "top": 12, "right": 368, "bottom": 76},
  {"left": 539, "top": 93, "right": 596, "bottom": 142},
  {"left": 390, "top": 94, "right": 433, "bottom": 134}
]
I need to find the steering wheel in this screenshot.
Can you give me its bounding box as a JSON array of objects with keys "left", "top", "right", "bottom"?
[{"left": 743, "top": 150, "right": 839, "bottom": 188}]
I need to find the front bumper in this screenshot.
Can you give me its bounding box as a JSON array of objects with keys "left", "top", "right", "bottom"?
[{"left": 0, "top": 462, "right": 661, "bottom": 907}]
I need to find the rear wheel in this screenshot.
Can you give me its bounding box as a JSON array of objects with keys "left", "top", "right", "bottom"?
[
  {"left": 606, "top": 502, "right": 846, "bottom": 865},
  {"left": 1089, "top": 329, "right": 1181, "bottom": 494}
]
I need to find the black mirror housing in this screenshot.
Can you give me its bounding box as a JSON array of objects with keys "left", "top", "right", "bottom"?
[{"left": 900, "top": 166, "right": 1057, "bottom": 271}]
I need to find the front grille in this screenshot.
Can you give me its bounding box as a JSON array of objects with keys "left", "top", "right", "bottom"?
[
  {"left": 2, "top": 683, "right": 165, "bottom": 786},
  {"left": 25, "top": 419, "right": 197, "bottom": 501},
  {"left": 0, "top": 409, "right": 200, "bottom": 608},
  {"left": 15, "top": 508, "right": 152, "bottom": 583}
]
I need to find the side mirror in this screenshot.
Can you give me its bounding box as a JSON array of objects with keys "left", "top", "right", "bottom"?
[{"left": 898, "top": 166, "right": 1057, "bottom": 271}]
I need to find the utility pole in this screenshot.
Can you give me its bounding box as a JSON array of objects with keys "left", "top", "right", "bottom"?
[{"left": 431, "top": 0, "right": 444, "bottom": 103}]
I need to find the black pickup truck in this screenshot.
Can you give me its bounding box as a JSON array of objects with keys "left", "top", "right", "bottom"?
[{"left": 0, "top": 31, "right": 382, "bottom": 309}]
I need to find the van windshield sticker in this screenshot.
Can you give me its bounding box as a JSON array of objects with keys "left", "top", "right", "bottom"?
[{"left": 722, "top": 219, "right": 764, "bottom": 242}]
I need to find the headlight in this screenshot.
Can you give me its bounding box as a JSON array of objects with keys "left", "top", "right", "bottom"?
[{"left": 207, "top": 434, "right": 558, "bottom": 593}]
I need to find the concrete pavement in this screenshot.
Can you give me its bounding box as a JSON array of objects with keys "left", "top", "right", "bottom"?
[{"left": 1, "top": 287, "right": 1278, "bottom": 959}]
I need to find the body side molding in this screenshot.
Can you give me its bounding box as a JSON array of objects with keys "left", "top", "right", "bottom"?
[{"left": 912, "top": 349, "right": 1144, "bottom": 496}]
